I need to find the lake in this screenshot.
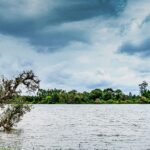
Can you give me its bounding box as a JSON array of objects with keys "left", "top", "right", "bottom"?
[{"left": 0, "top": 105, "right": 150, "bottom": 150}]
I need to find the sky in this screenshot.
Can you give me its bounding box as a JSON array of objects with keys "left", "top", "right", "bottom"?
[{"left": 0, "top": 0, "right": 150, "bottom": 94}]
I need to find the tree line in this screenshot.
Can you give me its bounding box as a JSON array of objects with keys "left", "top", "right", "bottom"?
[{"left": 23, "top": 81, "right": 150, "bottom": 104}]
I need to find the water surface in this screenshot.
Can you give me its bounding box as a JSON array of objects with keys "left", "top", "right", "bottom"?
[{"left": 0, "top": 105, "right": 150, "bottom": 150}]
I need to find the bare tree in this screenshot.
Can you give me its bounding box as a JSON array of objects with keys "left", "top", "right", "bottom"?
[{"left": 0, "top": 70, "right": 40, "bottom": 132}]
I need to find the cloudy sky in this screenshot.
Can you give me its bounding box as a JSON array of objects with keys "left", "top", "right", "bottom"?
[{"left": 0, "top": 0, "right": 150, "bottom": 94}]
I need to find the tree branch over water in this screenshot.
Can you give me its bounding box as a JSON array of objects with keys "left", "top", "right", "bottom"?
[{"left": 0, "top": 70, "right": 40, "bottom": 132}]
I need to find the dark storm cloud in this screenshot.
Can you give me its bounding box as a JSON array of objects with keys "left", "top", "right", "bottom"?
[
  {"left": 87, "top": 80, "right": 112, "bottom": 89},
  {"left": 51, "top": 0, "right": 127, "bottom": 23},
  {"left": 118, "top": 38, "right": 150, "bottom": 56},
  {"left": 143, "top": 14, "right": 150, "bottom": 24},
  {"left": 141, "top": 14, "right": 150, "bottom": 27},
  {"left": 0, "top": 0, "right": 127, "bottom": 50}
]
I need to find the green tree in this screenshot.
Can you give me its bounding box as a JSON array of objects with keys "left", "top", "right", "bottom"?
[
  {"left": 103, "top": 88, "right": 114, "bottom": 100},
  {"left": 89, "top": 89, "right": 103, "bottom": 101},
  {"left": 139, "top": 81, "right": 148, "bottom": 96},
  {"left": 114, "top": 89, "right": 124, "bottom": 101}
]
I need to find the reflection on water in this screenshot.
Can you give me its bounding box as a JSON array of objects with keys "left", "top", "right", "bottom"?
[{"left": 0, "top": 105, "right": 150, "bottom": 150}]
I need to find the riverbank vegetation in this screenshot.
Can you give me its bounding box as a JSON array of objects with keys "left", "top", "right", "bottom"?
[{"left": 22, "top": 81, "right": 150, "bottom": 104}]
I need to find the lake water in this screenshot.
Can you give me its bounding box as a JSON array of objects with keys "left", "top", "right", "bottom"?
[{"left": 0, "top": 105, "right": 150, "bottom": 150}]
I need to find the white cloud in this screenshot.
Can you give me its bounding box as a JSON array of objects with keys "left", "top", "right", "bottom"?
[{"left": 0, "top": 0, "right": 150, "bottom": 94}]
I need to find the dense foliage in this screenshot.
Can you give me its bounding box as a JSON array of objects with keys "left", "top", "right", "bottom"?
[{"left": 22, "top": 81, "right": 150, "bottom": 104}]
